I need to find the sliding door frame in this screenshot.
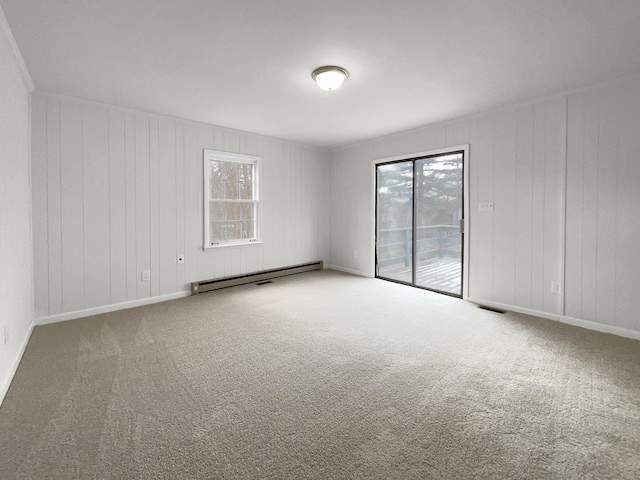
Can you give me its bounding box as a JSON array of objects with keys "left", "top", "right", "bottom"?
[{"left": 371, "top": 145, "right": 470, "bottom": 299}]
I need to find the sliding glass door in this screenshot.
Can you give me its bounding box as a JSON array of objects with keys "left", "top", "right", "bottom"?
[
  {"left": 376, "top": 161, "right": 414, "bottom": 284},
  {"left": 375, "top": 151, "right": 464, "bottom": 297}
]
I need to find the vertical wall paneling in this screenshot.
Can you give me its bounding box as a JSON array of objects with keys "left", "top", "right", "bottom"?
[
  {"left": 564, "top": 93, "right": 585, "bottom": 319},
  {"left": 149, "top": 119, "right": 160, "bottom": 297},
  {"left": 124, "top": 113, "right": 137, "bottom": 301},
  {"left": 474, "top": 115, "right": 494, "bottom": 300},
  {"left": 299, "top": 150, "right": 308, "bottom": 263},
  {"left": 514, "top": 106, "right": 534, "bottom": 309},
  {"left": 466, "top": 119, "right": 479, "bottom": 299},
  {"left": 594, "top": 90, "right": 618, "bottom": 323},
  {"left": 357, "top": 147, "right": 370, "bottom": 272},
  {"left": 542, "top": 99, "right": 566, "bottom": 315},
  {"left": 271, "top": 143, "right": 285, "bottom": 270},
  {"left": 230, "top": 248, "right": 241, "bottom": 277},
  {"left": 158, "top": 119, "right": 177, "bottom": 295},
  {"left": 329, "top": 97, "right": 567, "bottom": 319},
  {"left": 427, "top": 127, "right": 446, "bottom": 152},
  {"left": 291, "top": 147, "right": 302, "bottom": 265},
  {"left": 579, "top": 93, "right": 599, "bottom": 322},
  {"left": 328, "top": 78, "right": 640, "bottom": 336},
  {"left": 307, "top": 150, "right": 317, "bottom": 262},
  {"left": 282, "top": 147, "right": 293, "bottom": 267},
  {"left": 453, "top": 122, "right": 470, "bottom": 148},
  {"left": 613, "top": 96, "right": 630, "bottom": 328},
  {"left": 134, "top": 115, "right": 151, "bottom": 299},
  {"left": 224, "top": 132, "right": 239, "bottom": 153},
  {"left": 60, "top": 101, "right": 85, "bottom": 312},
  {"left": 31, "top": 95, "right": 48, "bottom": 318},
  {"left": 614, "top": 82, "right": 640, "bottom": 330},
  {"left": 46, "top": 98, "right": 63, "bottom": 315},
  {"left": 529, "top": 103, "right": 546, "bottom": 312},
  {"left": 183, "top": 124, "right": 199, "bottom": 285},
  {"left": 175, "top": 124, "right": 185, "bottom": 289},
  {"left": 32, "top": 94, "right": 330, "bottom": 320},
  {"left": 491, "top": 110, "right": 517, "bottom": 305},
  {"left": 83, "top": 106, "right": 111, "bottom": 309},
  {"left": 1, "top": 23, "right": 34, "bottom": 402},
  {"left": 108, "top": 110, "right": 127, "bottom": 305},
  {"left": 563, "top": 78, "right": 640, "bottom": 331}
]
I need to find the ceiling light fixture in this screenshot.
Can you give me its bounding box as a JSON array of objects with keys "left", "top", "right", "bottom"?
[{"left": 311, "top": 66, "right": 349, "bottom": 91}]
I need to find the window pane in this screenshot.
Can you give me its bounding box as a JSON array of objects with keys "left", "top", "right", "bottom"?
[
  {"left": 238, "top": 181, "right": 252, "bottom": 200},
  {"left": 227, "top": 221, "right": 241, "bottom": 240},
  {"left": 242, "top": 221, "right": 255, "bottom": 239},
  {"left": 241, "top": 202, "right": 254, "bottom": 220},
  {"left": 224, "top": 162, "right": 239, "bottom": 181},
  {"left": 240, "top": 163, "right": 253, "bottom": 183},
  {"left": 210, "top": 222, "right": 226, "bottom": 242},
  {"left": 210, "top": 202, "right": 226, "bottom": 221},
  {"left": 210, "top": 160, "right": 223, "bottom": 179},
  {"left": 226, "top": 181, "right": 239, "bottom": 199},
  {"left": 376, "top": 161, "right": 413, "bottom": 284},
  {"left": 227, "top": 203, "right": 241, "bottom": 221},
  {"left": 210, "top": 179, "right": 225, "bottom": 200}
]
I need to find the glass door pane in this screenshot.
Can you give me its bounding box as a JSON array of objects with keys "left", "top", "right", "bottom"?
[
  {"left": 414, "top": 153, "right": 463, "bottom": 295},
  {"left": 376, "top": 161, "right": 414, "bottom": 284}
]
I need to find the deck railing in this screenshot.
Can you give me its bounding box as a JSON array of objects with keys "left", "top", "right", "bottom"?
[{"left": 377, "top": 225, "right": 461, "bottom": 268}]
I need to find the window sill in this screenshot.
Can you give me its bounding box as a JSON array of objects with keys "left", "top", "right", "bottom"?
[{"left": 203, "top": 241, "right": 263, "bottom": 251}]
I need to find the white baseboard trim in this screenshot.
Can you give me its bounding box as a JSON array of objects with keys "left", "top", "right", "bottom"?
[
  {"left": 37, "top": 291, "right": 191, "bottom": 326},
  {"left": 1, "top": 320, "right": 34, "bottom": 407},
  {"left": 325, "top": 264, "right": 373, "bottom": 278},
  {"left": 467, "top": 297, "right": 640, "bottom": 341}
]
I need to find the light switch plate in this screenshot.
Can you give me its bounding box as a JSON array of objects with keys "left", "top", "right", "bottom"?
[{"left": 478, "top": 202, "right": 494, "bottom": 212}]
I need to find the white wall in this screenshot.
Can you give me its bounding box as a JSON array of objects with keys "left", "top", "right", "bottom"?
[
  {"left": 329, "top": 75, "right": 640, "bottom": 339},
  {"left": 565, "top": 78, "right": 640, "bottom": 334},
  {"left": 31, "top": 93, "right": 330, "bottom": 322},
  {"left": 0, "top": 8, "right": 34, "bottom": 402}
]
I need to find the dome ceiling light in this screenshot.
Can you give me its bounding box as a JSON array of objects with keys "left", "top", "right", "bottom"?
[{"left": 311, "top": 66, "right": 349, "bottom": 91}]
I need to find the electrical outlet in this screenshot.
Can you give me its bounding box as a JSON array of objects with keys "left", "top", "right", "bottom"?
[
  {"left": 352, "top": 250, "right": 358, "bottom": 259},
  {"left": 141, "top": 270, "right": 151, "bottom": 282},
  {"left": 177, "top": 255, "right": 185, "bottom": 265},
  {"left": 551, "top": 281, "right": 561, "bottom": 294},
  {"left": 478, "top": 201, "right": 494, "bottom": 212}
]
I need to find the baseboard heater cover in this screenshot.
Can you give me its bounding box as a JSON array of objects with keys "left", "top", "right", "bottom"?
[{"left": 191, "top": 261, "right": 323, "bottom": 295}]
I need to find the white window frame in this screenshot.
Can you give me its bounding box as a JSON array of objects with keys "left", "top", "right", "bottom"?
[{"left": 203, "top": 149, "right": 261, "bottom": 250}]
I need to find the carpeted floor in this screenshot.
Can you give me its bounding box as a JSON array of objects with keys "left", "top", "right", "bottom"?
[{"left": 1, "top": 269, "right": 639, "bottom": 479}]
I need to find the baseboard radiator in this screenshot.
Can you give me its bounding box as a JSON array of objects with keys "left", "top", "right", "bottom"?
[{"left": 191, "top": 261, "right": 324, "bottom": 295}]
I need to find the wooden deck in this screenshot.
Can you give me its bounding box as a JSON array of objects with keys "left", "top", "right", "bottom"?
[{"left": 377, "top": 256, "right": 461, "bottom": 295}]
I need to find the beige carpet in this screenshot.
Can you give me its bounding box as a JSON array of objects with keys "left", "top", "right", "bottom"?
[{"left": 1, "top": 269, "right": 639, "bottom": 479}]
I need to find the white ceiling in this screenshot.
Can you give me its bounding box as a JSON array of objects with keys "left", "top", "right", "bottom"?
[{"left": 3, "top": 0, "right": 640, "bottom": 149}]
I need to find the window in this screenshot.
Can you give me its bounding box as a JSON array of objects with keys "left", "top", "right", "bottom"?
[{"left": 203, "top": 150, "right": 260, "bottom": 248}]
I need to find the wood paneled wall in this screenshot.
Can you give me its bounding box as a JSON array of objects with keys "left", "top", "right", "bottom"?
[
  {"left": 30, "top": 76, "right": 640, "bottom": 336},
  {"left": 31, "top": 93, "right": 329, "bottom": 320},
  {"left": 329, "top": 97, "right": 568, "bottom": 317},
  {"left": 0, "top": 18, "right": 34, "bottom": 400},
  {"left": 329, "top": 76, "right": 640, "bottom": 336},
  {"left": 565, "top": 79, "right": 640, "bottom": 332}
]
